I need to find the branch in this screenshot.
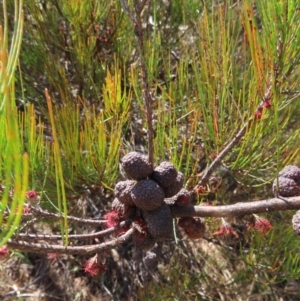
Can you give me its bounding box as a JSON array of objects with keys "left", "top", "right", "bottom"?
[
  {"left": 13, "top": 220, "right": 131, "bottom": 242},
  {"left": 121, "top": 0, "right": 154, "bottom": 166},
  {"left": 8, "top": 228, "right": 134, "bottom": 255},
  {"left": 195, "top": 85, "right": 272, "bottom": 189},
  {"left": 7, "top": 196, "right": 300, "bottom": 255},
  {"left": 30, "top": 206, "right": 107, "bottom": 226},
  {"left": 196, "top": 122, "right": 249, "bottom": 187},
  {"left": 171, "top": 196, "right": 300, "bottom": 218}
]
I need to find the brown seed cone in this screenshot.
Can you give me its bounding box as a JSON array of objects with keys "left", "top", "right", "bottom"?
[
  {"left": 178, "top": 217, "right": 205, "bottom": 239},
  {"left": 114, "top": 180, "right": 135, "bottom": 206},
  {"left": 121, "top": 152, "right": 153, "bottom": 180},
  {"left": 112, "top": 198, "right": 136, "bottom": 219},
  {"left": 131, "top": 179, "right": 165, "bottom": 210},
  {"left": 279, "top": 165, "right": 300, "bottom": 183},
  {"left": 164, "top": 172, "right": 184, "bottom": 198},
  {"left": 142, "top": 204, "right": 173, "bottom": 240},
  {"left": 273, "top": 176, "right": 300, "bottom": 197},
  {"left": 292, "top": 210, "right": 300, "bottom": 236},
  {"left": 151, "top": 161, "right": 178, "bottom": 188}
]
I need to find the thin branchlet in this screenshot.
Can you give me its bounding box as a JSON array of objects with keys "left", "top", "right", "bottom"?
[
  {"left": 195, "top": 84, "right": 273, "bottom": 189},
  {"left": 8, "top": 228, "right": 134, "bottom": 255},
  {"left": 171, "top": 196, "right": 300, "bottom": 218},
  {"left": 6, "top": 196, "right": 300, "bottom": 255},
  {"left": 30, "top": 207, "right": 107, "bottom": 226},
  {"left": 13, "top": 220, "right": 131, "bottom": 242},
  {"left": 121, "top": 0, "right": 154, "bottom": 166}
]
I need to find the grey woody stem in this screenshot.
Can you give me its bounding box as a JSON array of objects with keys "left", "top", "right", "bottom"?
[
  {"left": 30, "top": 207, "right": 107, "bottom": 225},
  {"left": 6, "top": 196, "right": 300, "bottom": 255},
  {"left": 8, "top": 228, "right": 134, "bottom": 255},
  {"left": 171, "top": 196, "right": 300, "bottom": 218},
  {"left": 14, "top": 220, "right": 131, "bottom": 241}
]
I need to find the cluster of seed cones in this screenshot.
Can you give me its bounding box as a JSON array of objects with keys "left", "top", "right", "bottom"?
[{"left": 111, "top": 152, "right": 205, "bottom": 250}]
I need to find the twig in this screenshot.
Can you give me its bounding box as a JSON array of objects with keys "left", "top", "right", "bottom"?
[
  {"left": 195, "top": 85, "right": 272, "bottom": 189},
  {"left": 8, "top": 228, "right": 134, "bottom": 255},
  {"left": 13, "top": 220, "right": 132, "bottom": 241},
  {"left": 195, "top": 122, "right": 249, "bottom": 188},
  {"left": 171, "top": 196, "right": 300, "bottom": 218},
  {"left": 6, "top": 195, "right": 300, "bottom": 256},
  {"left": 121, "top": 0, "right": 154, "bottom": 166},
  {"left": 30, "top": 206, "right": 107, "bottom": 226}
]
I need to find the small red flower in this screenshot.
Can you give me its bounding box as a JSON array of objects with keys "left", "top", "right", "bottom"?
[
  {"left": 116, "top": 225, "right": 130, "bottom": 235},
  {"left": 0, "top": 245, "right": 9, "bottom": 259},
  {"left": 84, "top": 254, "right": 106, "bottom": 277},
  {"left": 254, "top": 108, "right": 263, "bottom": 119},
  {"left": 262, "top": 100, "right": 272, "bottom": 109},
  {"left": 213, "top": 219, "right": 238, "bottom": 238},
  {"left": 176, "top": 194, "right": 190, "bottom": 206},
  {"left": 47, "top": 253, "right": 59, "bottom": 262},
  {"left": 250, "top": 214, "right": 273, "bottom": 234},
  {"left": 26, "top": 190, "right": 39, "bottom": 205},
  {"left": 22, "top": 204, "right": 31, "bottom": 216},
  {"left": 132, "top": 218, "right": 149, "bottom": 241},
  {"left": 194, "top": 185, "right": 207, "bottom": 195},
  {"left": 103, "top": 210, "right": 120, "bottom": 228}
]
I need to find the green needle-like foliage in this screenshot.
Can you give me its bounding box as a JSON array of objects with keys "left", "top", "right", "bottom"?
[
  {"left": 0, "top": 0, "right": 28, "bottom": 245},
  {"left": 152, "top": 0, "right": 300, "bottom": 188}
]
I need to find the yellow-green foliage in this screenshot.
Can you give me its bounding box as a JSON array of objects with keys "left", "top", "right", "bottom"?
[{"left": 0, "top": 0, "right": 28, "bottom": 245}]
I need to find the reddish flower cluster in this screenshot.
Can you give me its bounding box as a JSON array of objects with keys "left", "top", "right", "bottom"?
[
  {"left": 84, "top": 254, "right": 106, "bottom": 277},
  {"left": 194, "top": 185, "right": 207, "bottom": 195},
  {"left": 103, "top": 208, "right": 132, "bottom": 235},
  {"left": 132, "top": 218, "right": 149, "bottom": 241},
  {"left": 0, "top": 245, "right": 9, "bottom": 259},
  {"left": 262, "top": 100, "right": 272, "bottom": 108},
  {"left": 176, "top": 194, "right": 190, "bottom": 206},
  {"left": 26, "top": 190, "right": 39, "bottom": 205},
  {"left": 178, "top": 217, "right": 206, "bottom": 239},
  {"left": 254, "top": 108, "right": 263, "bottom": 119},
  {"left": 249, "top": 214, "right": 273, "bottom": 234},
  {"left": 254, "top": 99, "right": 272, "bottom": 119},
  {"left": 103, "top": 210, "right": 121, "bottom": 228},
  {"left": 116, "top": 225, "right": 130, "bottom": 235},
  {"left": 22, "top": 205, "right": 31, "bottom": 216},
  {"left": 213, "top": 219, "right": 238, "bottom": 238},
  {"left": 47, "top": 252, "right": 60, "bottom": 262}
]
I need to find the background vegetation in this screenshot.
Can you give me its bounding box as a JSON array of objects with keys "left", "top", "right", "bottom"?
[{"left": 0, "top": 0, "right": 300, "bottom": 300}]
